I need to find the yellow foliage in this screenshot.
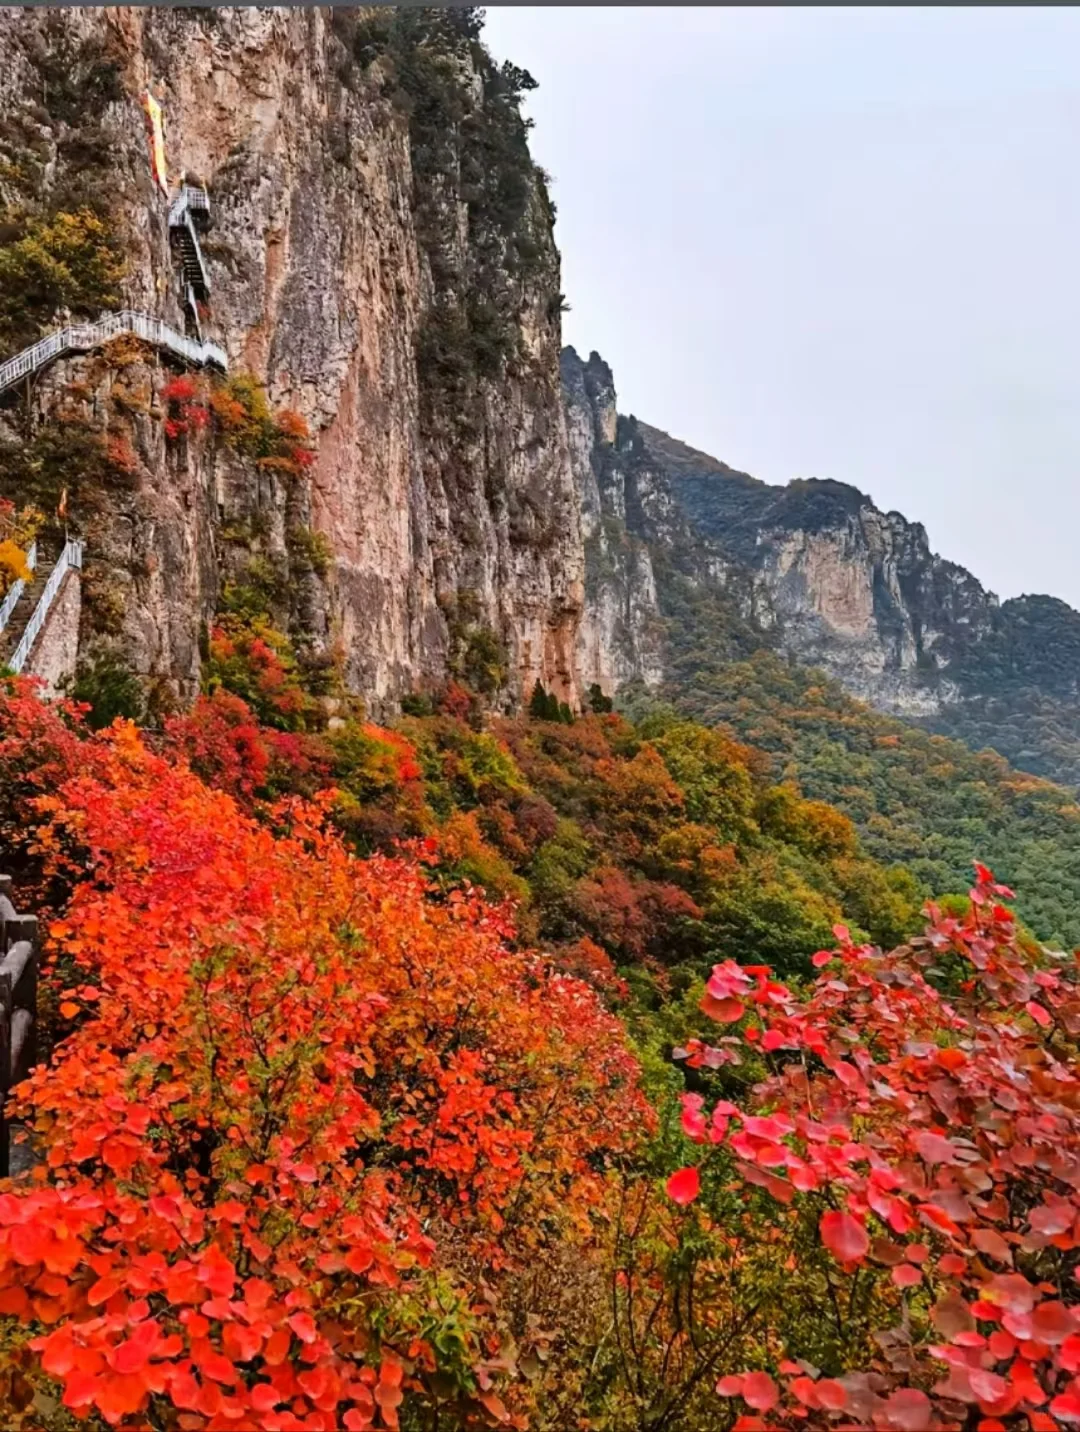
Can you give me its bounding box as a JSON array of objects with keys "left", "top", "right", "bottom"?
[
  {"left": 0, "top": 539, "right": 31, "bottom": 590},
  {"left": 0, "top": 502, "right": 44, "bottom": 596},
  {"left": 439, "top": 809, "right": 530, "bottom": 906}
]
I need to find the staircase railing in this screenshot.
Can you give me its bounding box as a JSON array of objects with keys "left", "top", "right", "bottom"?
[
  {"left": 0, "top": 873, "right": 39, "bottom": 1179},
  {"left": 168, "top": 185, "right": 212, "bottom": 299},
  {"left": 167, "top": 183, "right": 211, "bottom": 230},
  {"left": 0, "top": 541, "right": 37, "bottom": 636},
  {"left": 8, "top": 539, "right": 84, "bottom": 675},
  {"left": 185, "top": 283, "right": 203, "bottom": 341},
  {"left": 171, "top": 208, "right": 211, "bottom": 298},
  {"left": 0, "top": 311, "right": 227, "bottom": 395}
]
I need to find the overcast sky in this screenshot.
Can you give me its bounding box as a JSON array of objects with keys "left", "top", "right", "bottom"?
[{"left": 483, "top": 6, "right": 1080, "bottom": 607}]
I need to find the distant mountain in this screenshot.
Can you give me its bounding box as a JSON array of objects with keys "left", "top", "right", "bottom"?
[{"left": 563, "top": 344, "right": 1080, "bottom": 790}]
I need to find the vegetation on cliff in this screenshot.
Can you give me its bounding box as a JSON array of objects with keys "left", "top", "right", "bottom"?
[
  {"left": 644, "top": 646, "right": 1080, "bottom": 948},
  {"left": 332, "top": 5, "right": 556, "bottom": 415}
]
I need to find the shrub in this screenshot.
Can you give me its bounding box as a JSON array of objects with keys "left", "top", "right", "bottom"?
[
  {"left": 0, "top": 718, "right": 648, "bottom": 1428},
  {"left": 0, "top": 207, "right": 124, "bottom": 353},
  {"left": 209, "top": 375, "right": 315, "bottom": 474},
  {"left": 666, "top": 866, "right": 1080, "bottom": 1427},
  {"left": 286, "top": 524, "right": 333, "bottom": 577},
  {"left": 160, "top": 374, "right": 209, "bottom": 440},
  {"left": 204, "top": 619, "right": 311, "bottom": 732},
  {"left": 64, "top": 649, "right": 144, "bottom": 730},
  {"left": 529, "top": 679, "right": 573, "bottom": 724},
  {"left": 0, "top": 497, "right": 42, "bottom": 594},
  {"left": 588, "top": 682, "right": 613, "bottom": 714}
]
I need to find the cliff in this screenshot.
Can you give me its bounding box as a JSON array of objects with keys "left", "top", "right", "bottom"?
[
  {"left": 562, "top": 346, "right": 1080, "bottom": 789},
  {"left": 0, "top": 6, "right": 582, "bottom": 714},
  {"left": 5, "top": 5, "right": 1079, "bottom": 790},
  {"left": 561, "top": 347, "right": 664, "bottom": 693}
]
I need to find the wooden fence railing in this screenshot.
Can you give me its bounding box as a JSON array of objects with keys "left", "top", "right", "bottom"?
[{"left": 0, "top": 875, "right": 38, "bottom": 1178}]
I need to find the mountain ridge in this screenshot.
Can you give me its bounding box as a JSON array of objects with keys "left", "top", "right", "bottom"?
[{"left": 562, "top": 343, "right": 1080, "bottom": 790}]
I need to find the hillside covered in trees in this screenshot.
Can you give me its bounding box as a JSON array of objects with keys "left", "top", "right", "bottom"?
[{"left": 4, "top": 652, "right": 1080, "bottom": 1429}]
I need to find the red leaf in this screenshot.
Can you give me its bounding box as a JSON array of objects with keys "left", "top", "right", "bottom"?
[
  {"left": 973, "top": 1228, "right": 1012, "bottom": 1264},
  {"left": 914, "top": 1131, "right": 958, "bottom": 1165},
  {"left": 287, "top": 1311, "right": 317, "bottom": 1343},
  {"left": 1032, "top": 1300, "right": 1077, "bottom": 1345},
  {"left": 666, "top": 1167, "right": 700, "bottom": 1206},
  {"left": 820, "top": 1210, "right": 869, "bottom": 1263},
  {"left": 816, "top": 1380, "right": 847, "bottom": 1410},
  {"left": 891, "top": 1263, "right": 922, "bottom": 1288},
  {"left": 1050, "top": 1385, "right": 1080, "bottom": 1424},
  {"left": 700, "top": 994, "right": 744, "bottom": 1023},
  {"left": 742, "top": 1372, "right": 778, "bottom": 1412},
  {"left": 882, "top": 1388, "right": 932, "bottom": 1430}
]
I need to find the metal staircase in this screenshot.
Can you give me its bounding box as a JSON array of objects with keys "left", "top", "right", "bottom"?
[
  {"left": 5, "top": 540, "right": 83, "bottom": 675},
  {"left": 0, "top": 548, "right": 56, "bottom": 672},
  {"left": 0, "top": 540, "right": 84, "bottom": 676},
  {"left": 168, "top": 184, "right": 212, "bottom": 337},
  {"left": 0, "top": 168, "right": 223, "bottom": 693}
]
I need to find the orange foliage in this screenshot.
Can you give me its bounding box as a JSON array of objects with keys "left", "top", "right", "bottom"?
[{"left": 0, "top": 715, "right": 648, "bottom": 1428}]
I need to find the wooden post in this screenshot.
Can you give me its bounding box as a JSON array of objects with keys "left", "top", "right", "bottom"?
[
  {"left": 0, "top": 881, "right": 37, "bottom": 1179},
  {"left": 0, "top": 895, "right": 12, "bottom": 1182}
]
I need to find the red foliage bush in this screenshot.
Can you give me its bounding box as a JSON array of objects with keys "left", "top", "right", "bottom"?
[
  {"left": 437, "top": 681, "right": 477, "bottom": 722},
  {"left": 0, "top": 719, "right": 648, "bottom": 1428},
  {"left": 573, "top": 864, "right": 701, "bottom": 961},
  {"left": 161, "top": 375, "right": 209, "bottom": 440},
  {"left": 670, "top": 867, "right": 1080, "bottom": 1428}
]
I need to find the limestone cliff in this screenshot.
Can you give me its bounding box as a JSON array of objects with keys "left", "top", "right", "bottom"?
[
  {"left": 0, "top": 6, "right": 582, "bottom": 712},
  {"left": 562, "top": 348, "right": 1080, "bottom": 788},
  {"left": 561, "top": 348, "right": 663, "bottom": 693}
]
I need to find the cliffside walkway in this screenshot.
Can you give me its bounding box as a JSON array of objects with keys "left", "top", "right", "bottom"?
[
  {"left": 2, "top": 539, "right": 84, "bottom": 676},
  {"left": 0, "top": 309, "right": 227, "bottom": 397},
  {"left": 0, "top": 541, "right": 37, "bottom": 637}
]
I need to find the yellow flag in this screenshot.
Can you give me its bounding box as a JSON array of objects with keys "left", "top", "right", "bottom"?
[
  {"left": 142, "top": 90, "right": 168, "bottom": 197},
  {"left": 58, "top": 487, "right": 68, "bottom": 523}
]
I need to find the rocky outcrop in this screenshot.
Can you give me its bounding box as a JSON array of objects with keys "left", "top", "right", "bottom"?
[
  {"left": 561, "top": 349, "right": 1080, "bottom": 786},
  {"left": 632, "top": 424, "right": 1010, "bottom": 716},
  {"left": 561, "top": 348, "right": 665, "bottom": 692},
  {"left": 0, "top": 6, "right": 582, "bottom": 713}
]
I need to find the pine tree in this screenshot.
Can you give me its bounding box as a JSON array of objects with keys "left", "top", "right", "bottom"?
[{"left": 529, "top": 680, "right": 549, "bottom": 720}]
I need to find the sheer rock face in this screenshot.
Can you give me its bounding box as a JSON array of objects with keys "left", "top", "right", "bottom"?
[
  {"left": 0, "top": 7, "right": 583, "bottom": 712},
  {"left": 559, "top": 347, "right": 1027, "bottom": 722},
  {"left": 561, "top": 348, "right": 664, "bottom": 694},
  {"left": 631, "top": 423, "right": 1000, "bottom": 716}
]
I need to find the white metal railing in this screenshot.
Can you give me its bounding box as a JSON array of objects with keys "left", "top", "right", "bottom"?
[
  {"left": 8, "top": 540, "right": 84, "bottom": 675},
  {"left": 0, "top": 311, "right": 227, "bottom": 395},
  {"left": 185, "top": 283, "right": 202, "bottom": 341},
  {"left": 0, "top": 542, "right": 37, "bottom": 635},
  {"left": 167, "top": 184, "right": 210, "bottom": 229}
]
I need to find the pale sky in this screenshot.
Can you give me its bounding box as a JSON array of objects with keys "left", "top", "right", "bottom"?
[{"left": 483, "top": 6, "right": 1080, "bottom": 607}]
